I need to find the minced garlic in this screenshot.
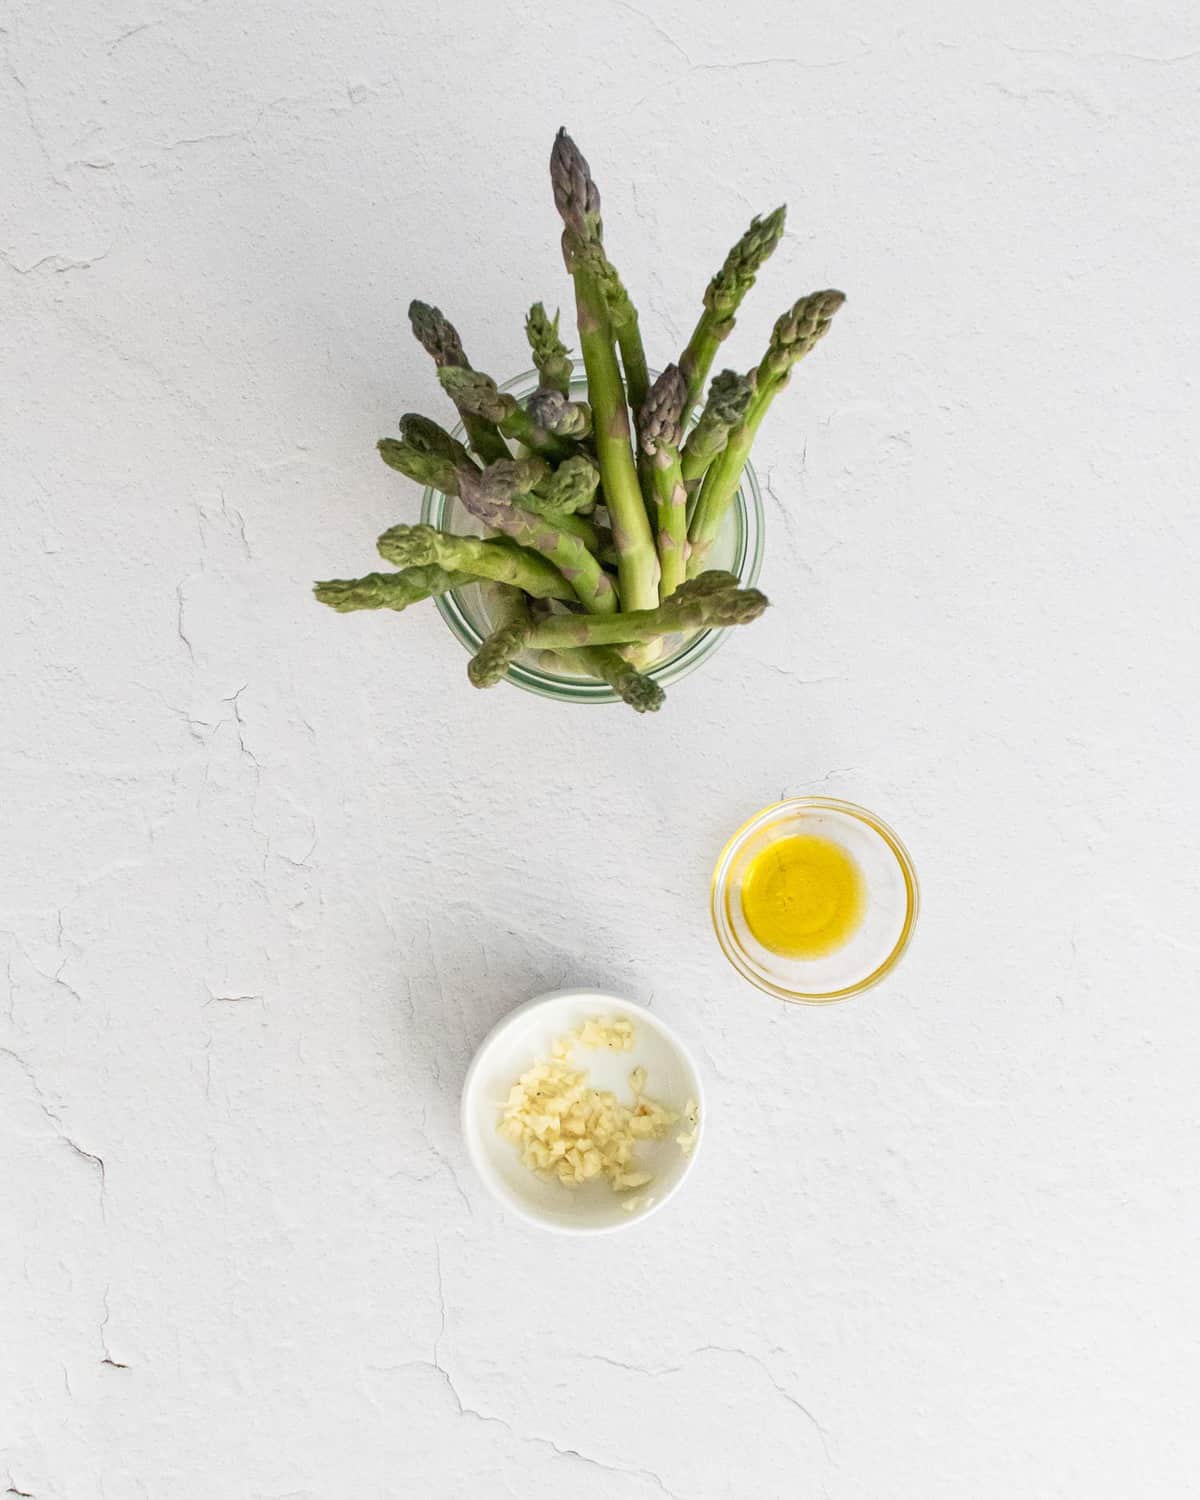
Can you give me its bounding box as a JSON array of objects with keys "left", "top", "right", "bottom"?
[
  {"left": 578, "top": 1016, "right": 635, "bottom": 1051},
  {"left": 498, "top": 1018, "right": 695, "bottom": 1194},
  {"left": 675, "top": 1097, "right": 700, "bottom": 1155}
]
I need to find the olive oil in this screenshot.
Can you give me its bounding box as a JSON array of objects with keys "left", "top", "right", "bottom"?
[{"left": 740, "top": 834, "right": 866, "bottom": 958}]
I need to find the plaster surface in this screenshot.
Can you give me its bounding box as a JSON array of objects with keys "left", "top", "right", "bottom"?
[{"left": 3, "top": 2, "right": 1198, "bottom": 1495}]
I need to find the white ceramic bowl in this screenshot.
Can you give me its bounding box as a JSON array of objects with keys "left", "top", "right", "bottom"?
[{"left": 461, "top": 989, "right": 705, "bottom": 1235}]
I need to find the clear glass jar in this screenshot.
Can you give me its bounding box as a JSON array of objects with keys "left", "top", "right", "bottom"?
[{"left": 419, "top": 362, "right": 765, "bottom": 704}]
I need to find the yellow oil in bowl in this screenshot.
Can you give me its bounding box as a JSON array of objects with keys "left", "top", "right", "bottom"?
[{"left": 740, "top": 834, "right": 866, "bottom": 959}]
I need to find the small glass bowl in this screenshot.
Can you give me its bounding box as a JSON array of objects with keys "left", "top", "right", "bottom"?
[
  {"left": 711, "top": 798, "right": 919, "bottom": 1004},
  {"left": 420, "top": 363, "right": 764, "bottom": 704}
]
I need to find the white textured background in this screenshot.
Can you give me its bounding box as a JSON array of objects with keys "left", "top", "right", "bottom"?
[{"left": 3, "top": 1, "right": 1198, "bottom": 1495}]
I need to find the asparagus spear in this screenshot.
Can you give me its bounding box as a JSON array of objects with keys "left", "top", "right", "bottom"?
[
  {"left": 551, "top": 125, "right": 603, "bottom": 239},
  {"left": 379, "top": 440, "right": 542, "bottom": 499},
  {"left": 408, "top": 300, "right": 510, "bottom": 464},
  {"left": 533, "top": 509, "right": 617, "bottom": 564},
  {"left": 377, "top": 438, "right": 458, "bottom": 495},
  {"left": 548, "top": 139, "right": 648, "bottom": 410},
  {"left": 314, "top": 566, "right": 473, "bottom": 613},
  {"left": 638, "top": 365, "right": 690, "bottom": 599},
  {"left": 376, "top": 524, "right": 575, "bottom": 601},
  {"left": 551, "top": 129, "right": 660, "bottom": 613},
  {"left": 496, "top": 463, "right": 615, "bottom": 561},
  {"left": 679, "top": 370, "right": 754, "bottom": 492},
  {"left": 381, "top": 443, "right": 611, "bottom": 560},
  {"left": 458, "top": 462, "right": 618, "bottom": 615},
  {"left": 412, "top": 447, "right": 609, "bottom": 557},
  {"left": 467, "top": 590, "right": 662, "bottom": 702},
  {"left": 556, "top": 647, "right": 666, "bottom": 712},
  {"left": 438, "top": 367, "right": 576, "bottom": 463},
  {"left": 408, "top": 299, "right": 466, "bottom": 366},
  {"left": 466, "top": 585, "right": 661, "bottom": 698},
  {"left": 468, "top": 585, "right": 533, "bottom": 688},
  {"left": 398, "top": 413, "right": 474, "bottom": 471},
  {"left": 527, "top": 387, "right": 593, "bottom": 440},
  {"left": 688, "top": 289, "right": 845, "bottom": 575},
  {"left": 755, "top": 287, "right": 846, "bottom": 387},
  {"left": 526, "top": 453, "right": 600, "bottom": 515},
  {"left": 582, "top": 242, "right": 650, "bottom": 414},
  {"left": 679, "top": 206, "right": 787, "bottom": 415},
  {"left": 522, "top": 571, "right": 768, "bottom": 648},
  {"left": 524, "top": 304, "right": 573, "bottom": 394}
]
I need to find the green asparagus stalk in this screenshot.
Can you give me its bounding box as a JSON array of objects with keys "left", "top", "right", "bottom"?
[
  {"left": 522, "top": 571, "right": 768, "bottom": 648},
  {"left": 526, "top": 387, "right": 593, "bottom": 440},
  {"left": 688, "top": 289, "right": 845, "bottom": 575},
  {"left": 379, "top": 440, "right": 543, "bottom": 501},
  {"left": 380, "top": 443, "right": 610, "bottom": 561},
  {"left": 556, "top": 646, "right": 665, "bottom": 712},
  {"left": 582, "top": 242, "right": 650, "bottom": 414},
  {"left": 473, "top": 458, "right": 612, "bottom": 558},
  {"left": 550, "top": 125, "right": 603, "bottom": 238},
  {"left": 408, "top": 300, "right": 510, "bottom": 464},
  {"left": 551, "top": 129, "right": 660, "bottom": 613},
  {"left": 548, "top": 137, "right": 648, "bottom": 408},
  {"left": 468, "top": 585, "right": 533, "bottom": 688},
  {"left": 638, "top": 365, "right": 689, "bottom": 599},
  {"left": 754, "top": 288, "right": 846, "bottom": 387},
  {"left": 499, "top": 454, "right": 617, "bottom": 566},
  {"left": 526, "top": 453, "right": 600, "bottom": 515},
  {"left": 375, "top": 523, "right": 574, "bottom": 601},
  {"left": 407, "top": 299, "right": 466, "bottom": 366},
  {"left": 543, "top": 511, "right": 616, "bottom": 563},
  {"left": 524, "top": 304, "right": 574, "bottom": 394},
  {"left": 458, "top": 462, "right": 618, "bottom": 615},
  {"left": 679, "top": 206, "right": 787, "bottom": 415},
  {"left": 377, "top": 438, "right": 458, "bottom": 495},
  {"left": 397, "top": 413, "right": 474, "bottom": 471},
  {"left": 679, "top": 370, "right": 754, "bottom": 492},
  {"left": 314, "top": 566, "right": 473, "bottom": 613},
  {"left": 438, "top": 367, "right": 576, "bottom": 464}
]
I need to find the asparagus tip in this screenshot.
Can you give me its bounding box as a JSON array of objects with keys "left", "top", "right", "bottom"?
[
  {"left": 617, "top": 672, "right": 666, "bottom": 713},
  {"left": 468, "top": 607, "right": 532, "bottom": 688},
  {"left": 376, "top": 522, "right": 439, "bottom": 568},
  {"left": 761, "top": 289, "right": 847, "bottom": 384},
  {"left": 704, "top": 207, "right": 790, "bottom": 320},
  {"left": 526, "top": 387, "right": 565, "bottom": 428},
  {"left": 409, "top": 300, "right": 467, "bottom": 368},
  {"left": 705, "top": 369, "right": 755, "bottom": 426},
  {"left": 550, "top": 126, "right": 601, "bottom": 242},
  {"left": 638, "top": 363, "right": 687, "bottom": 455},
  {"left": 439, "top": 365, "right": 506, "bottom": 422},
  {"left": 457, "top": 457, "right": 543, "bottom": 525}
]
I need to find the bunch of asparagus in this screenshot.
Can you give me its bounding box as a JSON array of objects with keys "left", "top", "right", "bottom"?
[{"left": 315, "top": 128, "right": 845, "bottom": 713}]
